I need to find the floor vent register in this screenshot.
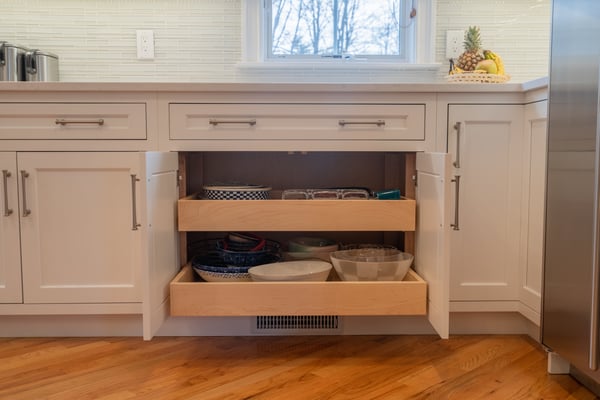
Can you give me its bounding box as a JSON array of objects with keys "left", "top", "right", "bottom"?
[{"left": 254, "top": 315, "right": 341, "bottom": 334}]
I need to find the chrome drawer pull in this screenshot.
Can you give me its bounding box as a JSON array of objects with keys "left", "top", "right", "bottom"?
[
  {"left": 453, "top": 122, "right": 462, "bottom": 168},
  {"left": 2, "top": 170, "right": 12, "bottom": 216},
  {"left": 20, "top": 170, "right": 31, "bottom": 217},
  {"left": 451, "top": 175, "right": 460, "bottom": 231},
  {"left": 339, "top": 120, "right": 385, "bottom": 127},
  {"left": 55, "top": 118, "right": 105, "bottom": 126},
  {"left": 209, "top": 119, "right": 257, "bottom": 126},
  {"left": 131, "top": 174, "right": 141, "bottom": 231}
]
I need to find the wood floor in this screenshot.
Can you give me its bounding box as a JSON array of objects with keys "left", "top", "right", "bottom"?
[{"left": 0, "top": 335, "right": 597, "bottom": 399}]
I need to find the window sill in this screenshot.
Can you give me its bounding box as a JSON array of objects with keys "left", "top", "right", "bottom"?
[
  {"left": 235, "top": 61, "right": 443, "bottom": 83},
  {"left": 237, "top": 61, "right": 442, "bottom": 72}
]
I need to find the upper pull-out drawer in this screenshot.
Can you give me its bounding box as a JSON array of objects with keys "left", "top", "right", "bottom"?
[
  {"left": 0, "top": 103, "right": 147, "bottom": 140},
  {"left": 169, "top": 103, "right": 425, "bottom": 141},
  {"left": 178, "top": 196, "right": 416, "bottom": 232}
]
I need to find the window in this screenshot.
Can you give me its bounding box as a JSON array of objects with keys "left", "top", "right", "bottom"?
[
  {"left": 266, "top": 0, "right": 415, "bottom": 62},
  {"left": 242, "top": 0, "right": 436, "bottom": 67}
]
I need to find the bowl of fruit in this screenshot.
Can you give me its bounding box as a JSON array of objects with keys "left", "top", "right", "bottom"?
[{"left": 447, "top": 26, "right": 509, "bottom": 83}]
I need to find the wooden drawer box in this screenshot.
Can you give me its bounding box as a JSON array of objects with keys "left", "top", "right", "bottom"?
[
  {"left": 170, "top": 264, "right": 426, "bottom": 316},
  {"left": 0, "top": 103, "right": 147, "bottom": 140},
  {"left": 169, "top": 103, "right": 425, "bottom": 142},
  {"left": 178, "top": 197, "right": 416, "bottom": 232}
]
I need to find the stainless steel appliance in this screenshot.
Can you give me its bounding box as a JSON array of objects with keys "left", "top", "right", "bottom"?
[
  {"left": 543, "top": 0, "right": 600, "bottom": 394},
  {"left": 0, "top": 42, "right": 27, "bottom": 81},
  {"left": 24, "top": 49, "right": 59, "bottom": 81}
]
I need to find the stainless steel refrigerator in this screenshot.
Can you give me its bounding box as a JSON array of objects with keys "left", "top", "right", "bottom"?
[{"left": 542, "top": 0, "right": 600, "bottom": 393}]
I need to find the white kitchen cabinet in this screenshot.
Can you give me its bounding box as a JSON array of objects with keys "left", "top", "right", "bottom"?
[
  {"left": 447, "top": 104, "right": 525, "bottom": 306},
  {"left": 518, "top": 100, "right": 548, "bottom": 323},
  {"left": 0, "top": 152, "right": 21, "bottom": 303},
  {"left": 0, "top": 83, "right": 550, "bottom": 339},
  {"left": 0, "top": 151, "right": 179, "bottom": 339}
]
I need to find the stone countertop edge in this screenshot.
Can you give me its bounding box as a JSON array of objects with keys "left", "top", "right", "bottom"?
[{"left": 0, "top": 77, "right": 548, "bottom": 94}]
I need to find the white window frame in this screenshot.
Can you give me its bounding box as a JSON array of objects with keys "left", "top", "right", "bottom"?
[{"left": 241, "top": 0, "right": 437, "bottom": 69}]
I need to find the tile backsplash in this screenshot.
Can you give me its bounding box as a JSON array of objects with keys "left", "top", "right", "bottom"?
[{"left": 0, "top": 0, "right": 550, "bottom": 83}]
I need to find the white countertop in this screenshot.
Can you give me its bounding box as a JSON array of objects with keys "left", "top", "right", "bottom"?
[{"left": 0, "top": 77, "right": 548, "bottom": 93}]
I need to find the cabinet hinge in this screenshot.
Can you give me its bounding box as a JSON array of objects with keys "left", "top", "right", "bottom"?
[{"left": 412, "top": 174, "right": 418, "bottom": 187}]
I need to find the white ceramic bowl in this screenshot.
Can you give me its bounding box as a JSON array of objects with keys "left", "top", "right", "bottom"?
[
  {"left": 249, "top": 260, "right": 332, "bottom": 282},
  {"left": 329, "top": 248, "right": 414, "bottom": 281}
]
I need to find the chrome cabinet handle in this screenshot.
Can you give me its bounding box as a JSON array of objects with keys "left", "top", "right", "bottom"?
[
  {"left": 209, "top": 119, "right": 256, "bottom": 126},
  {"left": 453, "top": 122, "right": 462, "bottom": 168},
  {"left": 131, "top": 174, "right": 141, "bottom": 231},
  {"left": 339, "top": 120, "right": 385, "bottom": 127},
  {"left": 2, "top": 170, "right": 12, "bottom": 216},
  {"left": 451, "top": 175, "right": 460, "bottom": 231},
  {"left": 55, "top": 118, "right": 105, "bottom": 126},
  {"left": 20, "top": 170, "right": 31, "bottom": 217}
]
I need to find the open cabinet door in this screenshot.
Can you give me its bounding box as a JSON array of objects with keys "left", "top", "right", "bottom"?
[
  {"left": 415, "top": 152, "right": 451, "bottom": 338},
  {"left": 142, "top": 152, "right": 180, "bottom": 340}
]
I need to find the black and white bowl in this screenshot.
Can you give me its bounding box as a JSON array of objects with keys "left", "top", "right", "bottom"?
[{"left": 203, "top": 184, "right": 271, "bottom": 200}]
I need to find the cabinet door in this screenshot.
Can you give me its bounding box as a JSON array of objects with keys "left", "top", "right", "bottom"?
[
  {"left": 519, "top": 100, "right": 548, "bottom": 322},
  {"left": 18, "top": 152, "right": 143, "bottom": 303},
  {"left": 415, "top": 152, "right": 451, "bottom": 339},
  {"left": 142, "top": 152, "right": 180, "bottom": 340},
  {"left": 0, "top": 152, "right": 22, "bottom": 303},
  {"left": 448, "top": 105, "right": 524, "bottom": 302}
]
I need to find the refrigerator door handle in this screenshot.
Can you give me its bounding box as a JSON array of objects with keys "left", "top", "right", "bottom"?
[
  {"left": 592, "top": 195, "right": 600, "bottom": 370},
  {"left": 591, "top": 96, "right": 600, "bottom": 371}
]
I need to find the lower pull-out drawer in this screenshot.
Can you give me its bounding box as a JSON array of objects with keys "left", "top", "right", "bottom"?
[{"left": 170, "top": 264, "right": 426, "bottom": 317}]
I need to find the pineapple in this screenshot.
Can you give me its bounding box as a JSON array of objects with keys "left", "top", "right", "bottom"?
[{"left": 456, "top": 26, "right": 484, "bottom": 71}]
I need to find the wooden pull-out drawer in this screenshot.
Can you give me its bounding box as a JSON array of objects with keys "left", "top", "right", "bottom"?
[
  {"left": 0, "top": 103, "right": 147, "bottom": 140},
  {"left": 170, "top": 264, "right": 426, "bottom": 316},
  {"left": 170, "top": 103, "right": 425, "bottom": 142},
  {"left": 178, "top": 196, "right": 416, "bottom": 232}
]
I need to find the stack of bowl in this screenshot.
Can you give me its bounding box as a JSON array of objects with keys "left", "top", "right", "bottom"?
[{"left": 190, "top": 233, "right": 280, "bottom": 282}]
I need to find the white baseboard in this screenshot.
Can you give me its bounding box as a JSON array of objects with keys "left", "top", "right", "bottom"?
[
  {"left": 0, "top": 315, "right": 143, "bottom": 337},
  {"left": 0, "top": 312, "right": 540, "bottom": 340}
]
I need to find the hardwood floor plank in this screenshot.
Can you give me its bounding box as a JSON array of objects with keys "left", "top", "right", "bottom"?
[{"left": 0, "top": 335, "right": 596, "bottom": 400}]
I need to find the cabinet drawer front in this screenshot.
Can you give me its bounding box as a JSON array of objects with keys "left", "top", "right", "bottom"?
[
  {"left": 0, "top": 103, "right": 147, "bottom": 140},
  {"left": 170, "top": 103, "right": 425, "bottom": 141},
  {"left": 178, "top": 198, "right": 416, "bottom": 232},
  {"left": 170, "top": 265, "right": 426, "bottom": 316}
]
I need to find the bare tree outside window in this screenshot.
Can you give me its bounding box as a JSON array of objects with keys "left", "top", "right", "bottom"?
[{"left": 268, "top": 0, "right": 412, "bottom": 60}]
